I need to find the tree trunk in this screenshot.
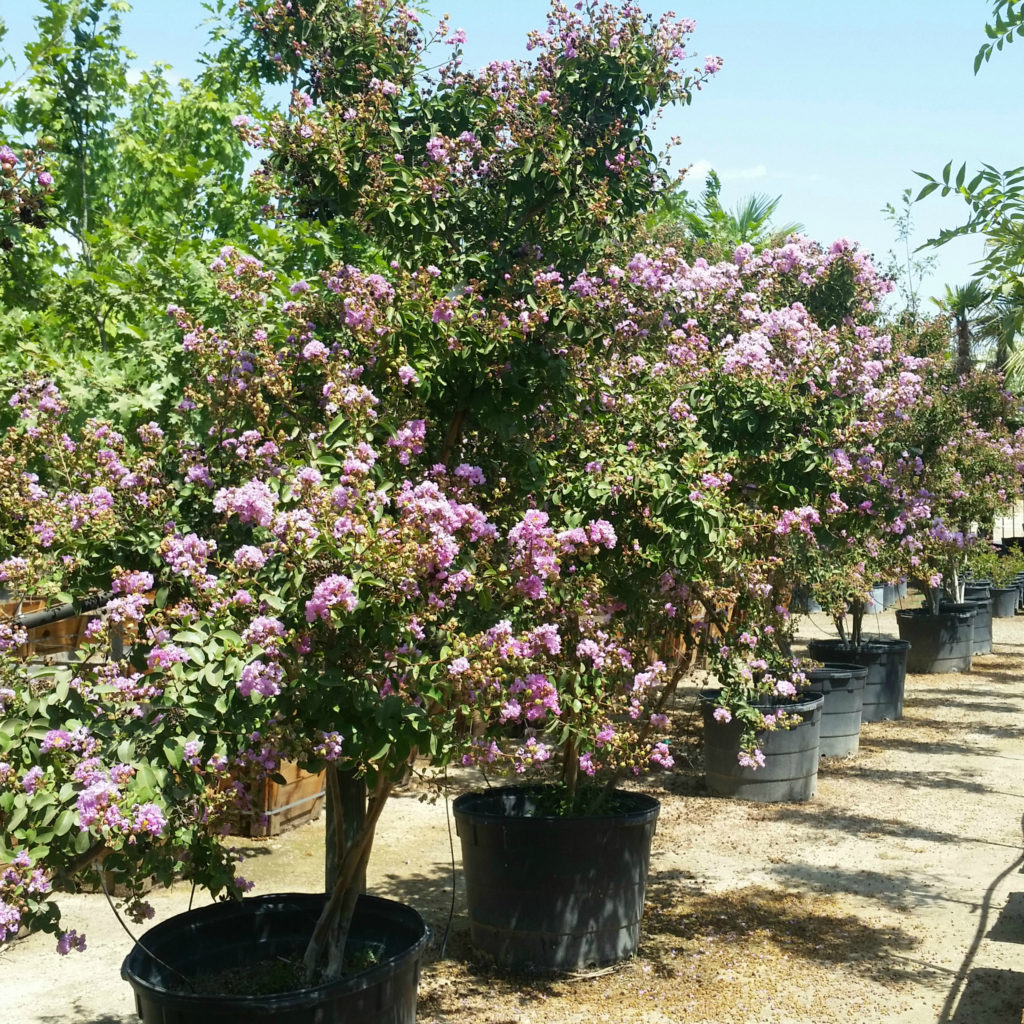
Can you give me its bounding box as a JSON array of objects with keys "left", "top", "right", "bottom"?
[
  {"left": 955, "top": 316, "right": 971, "bottom": 376},
  {"left": 324, "top": 767, "right": 367, "bottom": 894}
]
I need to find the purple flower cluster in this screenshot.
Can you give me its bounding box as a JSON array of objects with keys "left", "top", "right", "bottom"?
[
  {"left": 214, "top": 479, "right": 278, "bottom": 527},
  {"left": 305, "top": 574, "right": 358, "bottom": 622}
]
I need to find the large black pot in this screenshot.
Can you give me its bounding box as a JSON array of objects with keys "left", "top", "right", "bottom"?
[
  {"left": 790, "top": 584, "right": 822, "bottom": 614},
  {"left": 962, "top": 584, "right": 993, "bottom": 655},
  {"left": 121, "top": 893, "right": 427, "bottom": 1024},
  {"left": 700, "top": 690, "right": 824, "bottom": 802},
  {"left": 799, "top": 663, "right": 866, "bottom": 756},
  {"left": 989, "top": 585, "right": 1018, "bottom": 618},
  {"left": 453, "top": 785, "right": 659, "bottom": 971},
  {"left": 806, "top": 638, "right": 910, "bottom": 721},
  {"left": 896, "top": 605, "right": 975, "bottom": 673}
]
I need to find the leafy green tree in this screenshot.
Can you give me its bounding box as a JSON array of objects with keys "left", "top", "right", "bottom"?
[
  {"left": 0, "top": 0, "right": 278, "bottom": 428},
  {"left": 915, "top": 2, "right": 1024, "bottom": 383},
  {"left": 975, "top": 0, "right": 1024, "bottom": 71}
]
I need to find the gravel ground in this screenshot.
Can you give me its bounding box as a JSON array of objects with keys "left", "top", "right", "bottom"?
[{"left": 5, "top": 602, "right": 1024, "bottom": 1024}]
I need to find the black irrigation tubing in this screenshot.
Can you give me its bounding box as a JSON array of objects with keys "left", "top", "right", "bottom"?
[{"left": 9, "top": 590, "right": 115, "bottom": 630}]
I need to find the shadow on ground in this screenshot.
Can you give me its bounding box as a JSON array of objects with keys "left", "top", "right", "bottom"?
[
  {"left": 37, "top": 1011, "right": 133, "bottom": 1024},
  {"left": 949, "top": 967, "right": 1024, "bottom": 1023},
  {"left": 987, "top": 891, "right": 1024, "bottom": 944},
  {"left": 766, "top": 859, "right": 964, "bottom": 909},
  {"left": 642, "top": 875, "right": 919, "bottom": 981}
]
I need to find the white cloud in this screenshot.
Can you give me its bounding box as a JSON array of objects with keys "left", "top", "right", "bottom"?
[
  {"left": 721, "top": 164, "right": 768, "bottom": 181},
  {"left": 681, "top": 158, "right": 714, "bottom": 181},
  {"left": 676, "top": 160, "right": 772, "bottom": 185}
]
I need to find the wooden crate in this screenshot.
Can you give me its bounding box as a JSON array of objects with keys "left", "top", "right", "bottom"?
[
  {"left": 1, "top": 600, "right": 95, "bottom": 661},
  {"left": 234, "top": 761, "right": 327, "bottom": 838},
  {"left": 29, "top": 613, "right": 95, "bottom": 661},
  {"left": 1, "top": 599, "right": 46, "bottom": 658}
]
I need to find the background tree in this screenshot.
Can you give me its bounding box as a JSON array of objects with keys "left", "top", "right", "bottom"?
[
  {"left": 915, "top": 1, "right": 1024, "bottom": 384},
  {"left": 935, "top": 280, "right": 990, "bottom": 375},
  {"left": 643, "top": 169, "right": 802, "bottom": 259},
  {"left": 881, "top": 188, "right": 936, "bottom": 323},
  {"left": 0, "top": 0, "right": 281, "bottom": 429}
]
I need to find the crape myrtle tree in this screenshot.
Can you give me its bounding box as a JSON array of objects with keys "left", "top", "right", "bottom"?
[
  {"left": 6, "top": 0, "right": 1023, "bottom": 974},
  {"left": 0, "top": 0, "right": 731, "bottom": 977},
  {"left": 236, "top": 0, "right": 722, "bottom": 475}
]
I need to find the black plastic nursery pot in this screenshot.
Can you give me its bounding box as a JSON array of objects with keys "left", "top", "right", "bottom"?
[
  {"left": 806, "top": 638, "right": 910, "bottom": 722},
  {"left": 962, "top": 585, "right": 993, "bottom": 655},
  {"left": 453, "top": 785, "right": 659, "bottom": 972},
  {"left": 790, "top": 584, "right": 822, "bottom": 614},
  {"left": 989, "top": 585, "right": 1018, "bottom": 619},
  {"left": 700, "top": 690, "right": 824, "bottom": 802},
  {"left": 799, "top": 663, "right": 866, "bottom": 757},
  {"left": 121, "top": 893, "right": 427, "bottom": 1024},
  {"left": 896, "top": 605, "right": 975, "bottom": 674}
]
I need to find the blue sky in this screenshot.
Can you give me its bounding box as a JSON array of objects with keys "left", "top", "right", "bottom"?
[{"left": 3, "top": 0, "right": 1021, "bottom": 308}]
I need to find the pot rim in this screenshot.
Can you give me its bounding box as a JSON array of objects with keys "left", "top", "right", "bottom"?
[
  {"left": 807, "top": 638, "right": 911, "bottom": 652},
  {"left": 698, "top": 688, "right": 825, "bottom": 713},
  {"left": 452, "top": 784, "right": 659, "bottom": 824},
  {"left": 121, "top": 892, "right": 427, "bottom": 1007}
]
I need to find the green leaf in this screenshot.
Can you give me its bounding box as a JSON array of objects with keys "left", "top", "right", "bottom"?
[{"left": 53, "top": 809, "right": 76, "bottom": 837}]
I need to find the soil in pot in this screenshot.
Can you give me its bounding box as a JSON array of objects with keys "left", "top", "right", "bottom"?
[
  {"left": 453, "top": 785, "right": 659, "bottom": 972},
  {"left": 121, "top": 892, "right": 427, "bottom": 1024}
]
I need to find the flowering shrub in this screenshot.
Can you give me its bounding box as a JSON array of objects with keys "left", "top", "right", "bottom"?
[
  {"left": 529, "top": 235, "right": 920, "bottom": 736},
  {"left": 5, "top": 0, "right": 1024, "bottom": 987},
  {"left": 0, "top": 142, "right": 53, "bottom": 259},
  {"left": 0, "top": 245, "right": 691, "bottom": 973},
  {"left": 886, "top": 368, "right": 1024, "bottom": 610},
  {"left": 243, "top": 0, "right": 722, "bottom": 286}
]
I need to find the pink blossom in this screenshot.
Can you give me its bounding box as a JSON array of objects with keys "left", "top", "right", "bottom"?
[{"left": 305, "top": 574, "right": 358, "bottom": 622}]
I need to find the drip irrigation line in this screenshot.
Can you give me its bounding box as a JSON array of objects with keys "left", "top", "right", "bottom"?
[
  {"left": 96, "top": 864, "right": 195, "bottom": 992},
  {"left": 438, "top": 765, "right": 457, "bottom": 959}
]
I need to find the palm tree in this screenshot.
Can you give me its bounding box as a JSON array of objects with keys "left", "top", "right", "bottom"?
[
  {"left": 935, "top": 281, "right": 990, "bottom": 375},
  {"left": 721, "top": 191, "right": 804, "bottom": 247},
  {"left": 985, "top": 291, "right": 1024, "bottom": 378},
  {"left": 645, "top": 171, "right": 802, "bottom": 254}
]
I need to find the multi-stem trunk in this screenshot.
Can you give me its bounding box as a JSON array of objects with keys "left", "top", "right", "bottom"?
[
  {"left": 849, "top": 599, "right": 865, "bottom": 647},
  {"left": 302, "top": 771, "right": 393, "bottom": 982}
]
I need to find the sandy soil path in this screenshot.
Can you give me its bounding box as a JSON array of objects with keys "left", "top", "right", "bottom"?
[{"left": 5, "top": 604, "right": 1024, "bottom": 1023}]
